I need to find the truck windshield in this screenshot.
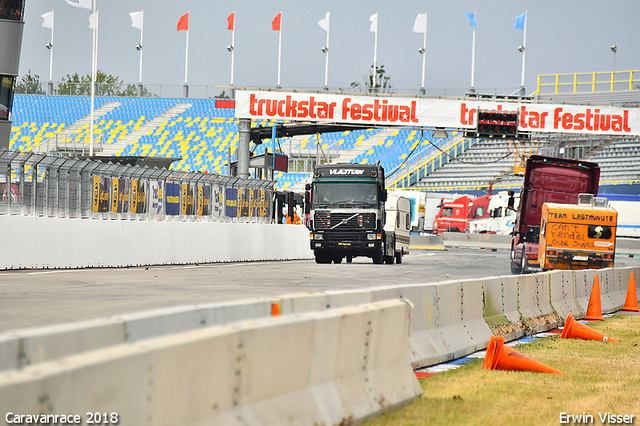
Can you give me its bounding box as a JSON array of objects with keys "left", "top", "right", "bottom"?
[{"left": 313, "top": 182, "right": 378, "bottom": 206}]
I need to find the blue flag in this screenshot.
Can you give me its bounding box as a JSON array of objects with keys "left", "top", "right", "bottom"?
[
  {"left": 514, "top": 11, "right": 526, "bottom": 30},
  {"left": 464, "top": 12, "right": 476, "bottom": 30}
]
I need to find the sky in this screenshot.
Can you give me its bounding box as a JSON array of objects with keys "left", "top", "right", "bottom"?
[{"left": 17, "top": 0, "right": 640, "bottom": 98}]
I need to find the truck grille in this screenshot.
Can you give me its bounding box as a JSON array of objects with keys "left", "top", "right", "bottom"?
[{"left": 314, "top": 212, "right": 376, "bottom": 230}]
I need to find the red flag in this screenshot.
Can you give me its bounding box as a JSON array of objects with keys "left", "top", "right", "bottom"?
[
  {"left": 177, "top": 12, "right": 189, "bottom": 31},
  {"left": 227, "top": 12, "right": 234, "bottom": 30},
  {"left": 271, "top": 12, "right": 281, "bottom": 31}
]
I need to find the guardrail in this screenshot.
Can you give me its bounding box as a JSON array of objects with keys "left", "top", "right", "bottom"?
[
  {"left": 534, "top": 70, "right": 640, "bottom": 95},
  {"left": 0, "top": 149, "right": 273, "bottom": 223}
]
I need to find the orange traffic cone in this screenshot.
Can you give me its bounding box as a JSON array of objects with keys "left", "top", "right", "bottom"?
[
  {"left": 271, "top": 302, "right": 280, "bottom": 316},
  {"left": 483, "top": 335, "right": 562, "bottom": 375},
  {"left": 561, "top": 313, "right": 619, "bottom": 343},
  {"left": 583, "top": 274, "right": 604, "bottom": 321},
  {"left": 621, "top": 272, "right": 640, "bottom": 312}
]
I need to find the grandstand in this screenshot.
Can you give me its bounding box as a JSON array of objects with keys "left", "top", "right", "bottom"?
[
  {"left": 9, "top": 95, "right": 454, "bottom": 190},
  {"left": 9, "top": 74, "right": 640, "bottom": 195}
]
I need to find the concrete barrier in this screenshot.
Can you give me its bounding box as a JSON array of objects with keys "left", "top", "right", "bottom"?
[
  {"left": 411, "top": 233, "right": 640, "bottom": 254},
  {"left": 549, "top": 270, "right": 584, "bottom": 322},
  {"left": 0, "top": 216, "right": 312, "bottom": 270},
  {"left": 0, "top": 301, "right": 422, "bottom": 426},
  {"left": 517, "top": 273, "right": 560, "bottom": 333},
  {"left": 2, "top": 265, "right": 639, "bottom": 384},
  {"left": 443, "top": 233, "right": 512, "bottom": 249},
  {"left": 430, "top": 279, "right": 492, "bottom": 362},
  {"left": 482, "top": 275, "right": 524, "bottom": 341}
]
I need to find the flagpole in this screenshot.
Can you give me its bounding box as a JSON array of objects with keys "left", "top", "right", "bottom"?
[
  {"left": 520, "top": 9, "right": 528, "bottom": 92},
  {"left": 90, "top": 0, "right": 97, "bottom": 157},
  {"left": 49, "top": 9, "right": 54, "bottom": 95},
  {"left": 95, "top": 11, "right": 99, "bottom": 76},
  {"left": 277, "top": 10, "right": 282, "bottom": 88},
  {"left": 420, "top": 12, "right": 427, "bottom": 95},
  {"left": 184, "top": 11, "right": 189, "bottom": 97},
  {"left": 324, "top": 14, "right": 330, "bottom": 89},
  {"left": 139, "top": 10, "right": 144, "bottom": 87},
  {"left": 373, "top": 12, "right": 378, "bottom": 91},
  {"left": 230, "top": 11, "right": 235, "bottom": 87},
  {"left": 470, "top": 10, "right": 476, "bottom": 93}
]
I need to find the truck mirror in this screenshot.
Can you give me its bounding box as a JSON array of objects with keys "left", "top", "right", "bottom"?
[
  {"left": 381, "top": 189, "right": 387, "bottom": 202},
  {"left": 305, "top": 183, "right": 311, "bottom": 191}
]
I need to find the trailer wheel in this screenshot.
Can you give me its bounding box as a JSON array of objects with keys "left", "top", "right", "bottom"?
[{"left": 395, "top": 252, "right": 403, "bottom": 264}]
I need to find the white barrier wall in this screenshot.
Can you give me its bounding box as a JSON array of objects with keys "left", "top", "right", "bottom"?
[
  {"left": 0, "top": 301, "right": 422, "bottom": 426},
  {"left": 0, "top": 216, "right": 312, "bottom": 269}
]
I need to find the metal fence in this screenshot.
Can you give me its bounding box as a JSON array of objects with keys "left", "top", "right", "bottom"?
[{"left": 0, "top": 150, "right": 274, "bottom": 223}]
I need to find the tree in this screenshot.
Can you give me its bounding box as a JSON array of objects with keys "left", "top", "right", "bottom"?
[
  {"left": 13, "top": 70, "right": 45, "bottom": 95},
  {"left": 56, "top": 71, "right": 154, "bottom": 97},
  {"left": 348, "top": 65, "right": 394, "bottom": 94},
  {"left": 57, "top": 71, "right": 124, "bottom": 96},
  {"left": 57, "top": 72, "right": 89, "bottom": 96}
]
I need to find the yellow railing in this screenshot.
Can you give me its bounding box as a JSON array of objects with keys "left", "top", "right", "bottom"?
[{"left": 535, "top": 70, "right": 640, "bottom": 95}]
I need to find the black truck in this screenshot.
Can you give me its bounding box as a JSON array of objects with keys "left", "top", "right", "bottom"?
[{"left": 307, "top": 163, "right": 410, "bottom": 264}]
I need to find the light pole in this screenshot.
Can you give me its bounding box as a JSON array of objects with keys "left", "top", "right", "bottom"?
[{"left": 610, "top": 45, "right": 617, "bottom": 72}]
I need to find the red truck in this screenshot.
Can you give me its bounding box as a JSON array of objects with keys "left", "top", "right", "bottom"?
[
  {"left": 510, "top": 155, "right": 600, "bottom": 274},
  {"left": 433, "top": 194, "right": 490, "bottom": 235}
]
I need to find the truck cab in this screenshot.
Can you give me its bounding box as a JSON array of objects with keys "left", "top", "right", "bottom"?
[
  {"left": 307, "top": 163, "right": 407, "bottom": 264},
  {"left": 510, "top": 155, "right": 600, "bottom": 274}
]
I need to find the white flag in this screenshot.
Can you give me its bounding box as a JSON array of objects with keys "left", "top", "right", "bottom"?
[
  {"left": 64, "top": 0, "right": 92, "bottom": 10},
  {"left": 41, "top": 10, "right": 54, "bottom": 29},
  {"left": 369, "top": 12, "right": 378, "bottom": 33},
  {"left": 130, "top": 11, "right": 143, "bottom": 30},
  {"left": 412, "top": 13, "right": 427, "bottom": 34},
  {"left": 317, "top": 11, "right": 330, "bottom": 32},
  {"left": 89, "top": 11, "right": 98, "bottom": 29}
]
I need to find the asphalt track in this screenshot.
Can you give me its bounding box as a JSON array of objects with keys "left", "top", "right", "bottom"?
[{"left": 3, "top": 247, "right": 640, "bottom": 333}]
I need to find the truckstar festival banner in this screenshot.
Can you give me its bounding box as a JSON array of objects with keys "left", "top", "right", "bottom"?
[{"left": 235, "top": 90, "right": 640, "bottom": 136}]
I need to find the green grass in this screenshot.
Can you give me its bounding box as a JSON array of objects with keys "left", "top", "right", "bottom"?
[{"left": 364, "top": 315, "right": 640, "bottom": 426}]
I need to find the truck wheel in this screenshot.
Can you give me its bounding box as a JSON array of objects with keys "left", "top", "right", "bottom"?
[
  {"left": 333, "top": 256, "right": 343, "bottom": 264},
  {"left": 315, "top": 253, "right": 332, "bottom": 264},
  {"left": 346, "top": 256, "right": 353, "bottom": 263},
  {"left": 395, "top": 252, "right": 403, "bottom": 264},
  {"left": 520, "top": 249, "right": 527, "bottom": 274},
  {"left": 509, "top": 246, "right": 521, "bottom": 274},
  {"left": 510, "top": 258, "right": 521, "bottom": 274},
  {"left": 372, "top": 251, "right": 384, "bottom": 264},
  {"left": 384, "top": 255, "right": 394, "bottom": 265}
]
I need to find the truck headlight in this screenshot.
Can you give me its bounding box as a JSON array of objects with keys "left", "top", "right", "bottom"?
[
  {"left": 313, "top": 233, "right": 323, "bottom": 240},
  {"left": 367, "top": 233, "right": 376, "bottom": 240}
]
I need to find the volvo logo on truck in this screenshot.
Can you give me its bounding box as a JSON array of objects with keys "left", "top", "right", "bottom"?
[{"left": 329, "top": 169, "right": 365, "bottom": 175}]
